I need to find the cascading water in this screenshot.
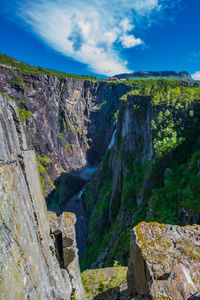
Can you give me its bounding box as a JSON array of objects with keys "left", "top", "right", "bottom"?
[{"left": 108, "top": 129, "right": 116, "bottom": 149}]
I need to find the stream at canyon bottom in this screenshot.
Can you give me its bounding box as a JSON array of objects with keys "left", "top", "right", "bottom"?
[{"left": 63, "top": 165, "right": 98, "bottom": 259}]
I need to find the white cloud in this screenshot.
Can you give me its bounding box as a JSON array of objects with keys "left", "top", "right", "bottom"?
[
  {"left": 4, "top": 0, "right": 179, "bottom": 75},
  {"left": 191, "top": 71, "right": 200, "bottom": 81},
  {"left": 119, "top": 18, "right": 143, "bottom": 48},
  {"left": 120, "top": 35, "right": 143, "bottom": 48},
  {"left": 120, "top": 19, "right": 135, "bottom": 32}
]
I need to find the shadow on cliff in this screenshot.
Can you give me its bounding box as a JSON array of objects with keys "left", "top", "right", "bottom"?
[
  {"left": 46, "top": 170, "right": 87, "bottom": 214},
  {"left": 46, "top": 165, "right": 97, "bottom": 259}
]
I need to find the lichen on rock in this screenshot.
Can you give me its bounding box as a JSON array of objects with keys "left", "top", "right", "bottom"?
[{"left": 127, "top": 221, "right": 200, "bottom": 299}]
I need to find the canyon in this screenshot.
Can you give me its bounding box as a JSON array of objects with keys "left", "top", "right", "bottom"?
[{"left": 0, "top": 54, "right": 200, "bottom": 299}]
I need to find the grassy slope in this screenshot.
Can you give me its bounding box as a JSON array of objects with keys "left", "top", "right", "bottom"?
[{"left": 0, "top": 53, "right": 101, "bottom": 81}]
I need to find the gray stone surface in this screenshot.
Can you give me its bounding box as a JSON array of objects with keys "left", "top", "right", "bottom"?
[
  {"left": 0, "top": 94, "right": 72, "bottom": 299},
  {"left": 127, "top": 222, "right": 200, "bottom": 299},
  {"left": 0, "top": 69, "right": 130, "bottom": 195},
  {"left": 49, "top": 211, "right": 85, "bottom": 300}
]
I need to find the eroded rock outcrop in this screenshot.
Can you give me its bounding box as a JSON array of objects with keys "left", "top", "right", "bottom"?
[
  {"left": 0, "top": 94, "right": 72, "bottom": 299},
  {"left": 48, "top": 211, "right": 85, "bottom": 300},
  {"left": 127, "top": 222, "right": 200, "bottom": 299}
]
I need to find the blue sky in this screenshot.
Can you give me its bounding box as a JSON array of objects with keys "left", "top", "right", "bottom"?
[{"left": 0, "top": 0, "right": 200, "bottom": 78}]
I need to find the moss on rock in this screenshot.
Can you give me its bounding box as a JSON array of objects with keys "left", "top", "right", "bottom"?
[{"left": 81, "top": 267, "right": 127, "bottom": 299}]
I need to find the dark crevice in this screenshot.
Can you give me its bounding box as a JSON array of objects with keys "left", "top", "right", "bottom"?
[
  {"left": 53, "top": 230, "right": 64, "bottom": 268},
  {"left": 157, "top": 273, "right": 171, "bottom": 280}
]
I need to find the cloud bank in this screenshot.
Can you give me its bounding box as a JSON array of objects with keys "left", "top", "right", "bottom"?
[
  {"left": 191, "top": 71, "right": 200, "bottom": 80},
  {"left": 6, "top": 0, "right": 180, "bottom": 75}
]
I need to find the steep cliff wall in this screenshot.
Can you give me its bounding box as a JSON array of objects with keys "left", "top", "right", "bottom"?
[
  {"left": 82, "top": 94, "right": 154, "bottom": 269},
  {"left": 82, "top": 81, "right": 200, "bottom": 269},
  {"left": 0, "top": 65, "right": 130, "bottom": 204},
  {"left": 0, "top": 93, "right": 78, "bottom": 299}
]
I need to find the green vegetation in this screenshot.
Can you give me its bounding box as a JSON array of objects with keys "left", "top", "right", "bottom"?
[
  {"left": 0, "top": 90, "right": 14, "bottom": 100},
  {"left": 113, "top": 109, "right": 119, "bottom": 119},
  {"left": 0, "top": 90, "right": 32, "bottom": 125},
  {"left": 120, "top": 78, "right": 200, "bottom": 104},
  {"left": 148, "top": 147, "right": 200, "bottom": 224},
  {"left": 36, "top": 154, "right": 55, "bottom": 195},
  {"left": 81, "top": 267, "right": 127, "bottom": 299},
  {"left": 72, "top": 111, "right": 79, "bottom": 125},
  {"left": 0, "top": 53, "right": 100, "bottom": 81},
  {"left": 10, "top": 76, "right": 28, "bottom": 89},
  {"left": 81, "top": 149, "right": 148, "bottom": 270},
  {"left": 17, "top": 107, "right": 32, "bottom": 123}
]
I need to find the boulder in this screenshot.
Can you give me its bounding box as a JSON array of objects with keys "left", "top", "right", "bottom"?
[{"left": 127, "top": 222, "right": 200, "bottom": 299}]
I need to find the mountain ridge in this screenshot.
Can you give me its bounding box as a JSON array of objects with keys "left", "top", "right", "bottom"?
[{"left": 113, "top": 70, "right": 192, "bottom": 80}]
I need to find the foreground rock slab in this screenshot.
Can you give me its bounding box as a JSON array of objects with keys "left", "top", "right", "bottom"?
[
  {"left": 49, "top": 211, "right": 85, "bottom": 300},
  {"left": 0, "top": 94, "right": 72, "bottom": 299},
  {"left": 127, "top": 222, "right": 200, "bottom": 299}
]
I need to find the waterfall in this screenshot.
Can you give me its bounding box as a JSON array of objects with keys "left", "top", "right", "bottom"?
[{"left": 108, "top": 129, "right": 116, "bottom": 149}]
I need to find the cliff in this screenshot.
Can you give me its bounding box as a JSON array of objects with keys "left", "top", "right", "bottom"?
[
  {"left": 0, "top": 62, "right": 130, "bottom": 204},
  {"left": 82, "top": 80, "right": 200, "bottom": 269},
  {"left": 0, "top": 93, "right": 83, "bottom": 299}
]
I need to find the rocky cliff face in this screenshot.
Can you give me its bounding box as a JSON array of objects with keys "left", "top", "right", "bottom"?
[
  {"left": 82, "top": 94, "right": 154, "bottom": 269},
  {"left": 82, "top": 81, "right": 200, "bottom": 269},
  {"left": 0, "top": 93, "right": 83, "bottom": 299},
  {"left": 0, "top": 65, "right": 130, "bottom": 202}
]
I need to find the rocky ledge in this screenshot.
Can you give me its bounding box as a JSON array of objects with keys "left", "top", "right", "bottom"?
[
  {"left": 48, "top": 211, "right": 85, "bottom": 300},
  {"left": 127, "top": 222, "right": 200, "bottom": 299}
]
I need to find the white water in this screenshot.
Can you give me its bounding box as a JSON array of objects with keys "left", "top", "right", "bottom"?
[
  {"left": 78, "top": 190, "right": 83, "bottom": 199},
  {"left": 79, "top": 166, "right": 98, "bottom": 181},
  {"left": 108, "top": 129, "right": 117, "bottom": 149}
]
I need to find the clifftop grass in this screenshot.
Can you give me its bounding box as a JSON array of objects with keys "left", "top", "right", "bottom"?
[{"left": 0, "top": 53, "right": 100, "bottom": 81}]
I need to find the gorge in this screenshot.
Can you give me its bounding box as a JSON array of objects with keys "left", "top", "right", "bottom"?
[{"left": 0, "top": 53, "right": 200, "bottom": 299}]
